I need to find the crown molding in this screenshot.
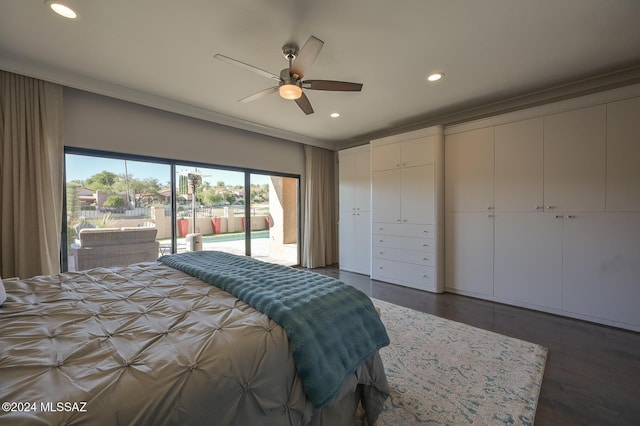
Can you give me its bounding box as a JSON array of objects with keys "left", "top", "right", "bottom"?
[
  {"left": 340, "top": 64, "right": 640, "bottom": 149},
  {"left": 0, "top": 53, "right": 338, "bottom": 151}
]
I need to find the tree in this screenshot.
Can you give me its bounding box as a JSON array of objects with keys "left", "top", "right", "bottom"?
[
  {"left": 103, "top": 195, "right": 125, "bottom": 207},
  {"left": 202, "top": 188, "right": 224, "bottom": 206},
  {"left": 66, "top": 182, "right": 81, "bottom": 221},
  {"left": 224, "top": 192, "right": 237, "bottom": 205},
  {"left": 85, "top": 171, "right": 118, "bottom": 191}
]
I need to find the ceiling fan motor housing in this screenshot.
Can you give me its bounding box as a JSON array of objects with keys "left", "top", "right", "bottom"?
[
  {"left": 282, "top": 43, "right": 299, "bottom": 61},
  {"left": 280, "top": 68, "right": 301, "bottom": 87}
]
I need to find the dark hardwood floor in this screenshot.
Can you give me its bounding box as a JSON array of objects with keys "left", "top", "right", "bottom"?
[{"left": 310, "top": 266, "right": 640, "bottom": 426}]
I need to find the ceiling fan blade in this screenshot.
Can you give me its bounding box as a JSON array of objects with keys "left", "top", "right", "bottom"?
[
  {"left": 295, "top": 92, "right": 314, "bottom": 115},
  {"left": 239, "top": 86, "right": 279, "bottom": 103},
  {"left": 303, "top": 80, "right": 363, "bottom": 91},
  {"left": 290, "top": 36, "right": 324, "bottom": 79},
  {"left": 214, "top": 54, "right": 280, "bottom": 81}
]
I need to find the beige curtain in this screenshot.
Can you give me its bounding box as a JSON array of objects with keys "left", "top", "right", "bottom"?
[
  {"left": 302, "top": 145, "right": 338, "bottom": 268},
  {"left": 0, "top": 71, "right": 64, "bottom": 278}
]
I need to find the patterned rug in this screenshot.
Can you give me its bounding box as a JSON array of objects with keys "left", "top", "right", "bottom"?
[{"left": 373, "top": 299, "right": 548, "bottom": 425}]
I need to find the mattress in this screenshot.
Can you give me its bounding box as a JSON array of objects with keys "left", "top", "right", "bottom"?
[{"left": 0, "top": 260, "right": 389, "bottom": 425}]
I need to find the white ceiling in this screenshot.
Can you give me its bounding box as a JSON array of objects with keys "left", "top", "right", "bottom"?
[{"left": 2, "top": 0, "right": 640, "bottom": 150}]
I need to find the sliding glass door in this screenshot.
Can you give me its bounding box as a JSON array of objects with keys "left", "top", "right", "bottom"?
[
  {"left": 64, "top": 152, "right": 171, "bottom": 272},
  {"left": 250, "top": 173, "right": 299, "bottom": 266},
  {"left": 173, "top": 164, "right": 246, "bottom": 256},
  {"left": 63, "top": 149, "right": 300, "bottom": 271}
]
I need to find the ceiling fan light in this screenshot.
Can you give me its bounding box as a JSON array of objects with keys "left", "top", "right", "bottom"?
[{"left": 279, "top": 84, "right": 302, "bottom": 100}]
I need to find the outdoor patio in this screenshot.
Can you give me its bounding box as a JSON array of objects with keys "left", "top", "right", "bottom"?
[{"left": 67, "top": 231, "right": 298, "bottom": 273}]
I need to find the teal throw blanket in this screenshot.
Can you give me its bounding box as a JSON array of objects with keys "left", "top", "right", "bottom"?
[{"left": 159, "top": 251, "right": 389, "bottom": 408}]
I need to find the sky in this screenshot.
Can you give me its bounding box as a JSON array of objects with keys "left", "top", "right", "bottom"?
[{"left": 65, "top": 154, "right": 269, "bottom": 187}]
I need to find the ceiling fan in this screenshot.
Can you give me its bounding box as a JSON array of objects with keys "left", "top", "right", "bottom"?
[{"left": 214, "top": 36, "right": 363, "bottom": 115}]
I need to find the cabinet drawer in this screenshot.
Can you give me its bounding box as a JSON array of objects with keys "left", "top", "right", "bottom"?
[
  {"left": 373, "top": 223, "right": 434, "bottom": 237},
  {"left": 372, "top": 258, "right": 435, "bottom": 290},
  {"left": 373, "top": 246, "right": 434, "bottom": 266},
  {"left": 373, "top": 235, "right": 434, "bottom": 251}
]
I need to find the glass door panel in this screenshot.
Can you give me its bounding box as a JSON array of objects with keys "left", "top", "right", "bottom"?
[
  {"left": 250, "top": 174, "right": 299, "bottom": 266},
  {"left": 174, "top": 165, "right": 245, "bottom": 255},
  {"left": 64, "top": 153, "right": 171, "bottom": 271}
]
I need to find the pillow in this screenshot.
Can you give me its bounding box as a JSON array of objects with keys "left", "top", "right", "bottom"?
[{"left": 0, "top": 278, "right": 6, "bottom": 306}]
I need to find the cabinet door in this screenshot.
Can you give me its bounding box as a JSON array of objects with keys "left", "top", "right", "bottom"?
[
  {"left": 354, "top": 148, "right": 371, "bottom": 211},
  {"left": 339, "top": 151, "right": 356, "bottom": 211},
  {"left": 338, "top": 211, "right": 356, "bottom": 270},
  {"left": 445, "top": 127, "right": 494, "bottom": 212},
  {"left": 372, "top": 169, "right": 401, "bottom": 222},
  {"left": 372, "top": 144, "right": 401, "bottom": 171},
  {"left": 353, "top": 211, "right": 371, "bottom": 274},
  {"left": 444, "top": 212, "right": 494, "bottom": 296},
  {"left": 543, "top": 106, "right": 606, "bottom": 212},
  {"left": 401, "top": 164, "right": 434, "bottom": 224},
  {"left": 606, "top": 97, "right": 640, "bottom": 212},
  {"left": 339, "top": 211, "right": 371, "bottom": 274},
  {"left": 494, "top": 213, "right": 562, "bottom": 308},
  {"left": 562, "top": 213, "right": 640, "bottom": 328},
  {"left": 402, "top": 136, "right": 434, "bottom": 167},
  {"left": 494, "top": 118, "right": 543, "bottom": 212}
]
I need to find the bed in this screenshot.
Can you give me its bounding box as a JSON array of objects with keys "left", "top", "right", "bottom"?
[{"left": 0, "top": 251, "right": 390, "bottom": 425}]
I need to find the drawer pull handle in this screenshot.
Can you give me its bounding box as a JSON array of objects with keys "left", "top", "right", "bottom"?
[
  {"left": 423, "top": 230, "right": 429, "bottom": 233},
  {"left": 422, "top": 244, "right": 429, "bottom": 247},
  {"left": 422, "top": 275, "right": 430, "bottom": 278},
  {"left": 378, "top": 239, "right": 384, "bottom": 243},
  {"left": 378, "top": 266, "right": 383, "bottom": 270},
  {"left": 565, "top": 215, "right": 575, "bottom": 219},
  {"left": 379, "top": 251, "right": 384, "bottom": 255},
  {"left": 423, "top": 257, "right": 429, "bottom": 261}
]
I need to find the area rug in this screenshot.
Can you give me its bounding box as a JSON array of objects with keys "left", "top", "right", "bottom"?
[{"left": 373, "top": 299, "right": 548, "bottom": 425}]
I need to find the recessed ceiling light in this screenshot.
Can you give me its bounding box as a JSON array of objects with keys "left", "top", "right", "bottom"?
[
  {"left": 330, "top": 112, "right": 340, "bottom": 118},
  {"left": 427, "top": 72, "right": 444, "bottom": 82},
  {"left": 45, "top": 0, "right": 78, "bottom": 19}
]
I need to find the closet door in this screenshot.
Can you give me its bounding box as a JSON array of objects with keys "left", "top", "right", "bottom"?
[
  {"left": 562, "top": 213, "right": 640, "bottom": 328},
  {"left": 371, "top": 143, "right": 400, "bottom": 171},
  {"left": 494, "top": 118, "right": 543, "bottom": 212},
  {"left": 606, "top": 97, "right": 640, "bottom": 212},
  {"left": 354, "top": 149, "right": 371, "bottom": 211},
  {"left": 402, "top": 137, "right": 434, "bottom": 167},
  {"left": 543, "top": 106, "right": 606, "bottom": 212},
  {"left": 445, "top": 127, "right": 494, "bottom": 212},
  {"left": 338, "top": 151, "right": 356, "bottom": 211},
  {"left": 372, "top": 169, "right": 401, "bottom": 223},
  {"left": 401, "top": 165, "right": 434, "bottom": 224},
  {"left": 494, "top": 213, "right": 562, "bottom": 308},
  {"left": 444, "top": 212, "right": 494, "bottom": 296}
]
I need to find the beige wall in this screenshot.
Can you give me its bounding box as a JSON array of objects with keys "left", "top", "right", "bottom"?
[{"left": 63, "top": 88, "right": 305, "bottom": 177}]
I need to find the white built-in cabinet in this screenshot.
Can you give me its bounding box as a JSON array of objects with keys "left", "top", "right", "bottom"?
[
  {"left": 543, "top": 105, "right": 606, "bottom": 212},
  {"left": 370, "top": 127, "right": 444, "bottom": 293},
  {"left": 606, "top": 97, "right": 640, "bottom": 211},
  {"left": 338, "top": 145, "right": 371, "bottom": 275},
  {"left": 444, "top": 89, "right": 640, "bottom": 331}
]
